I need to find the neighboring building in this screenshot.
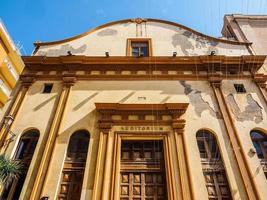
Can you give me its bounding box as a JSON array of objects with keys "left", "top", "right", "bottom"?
[
  {"left": 0, "top": 19, "right": 24, "bottom": 110},
  {"left": 222, "top": 14, "right": 267, "bottom": 73},
  {"left": 0, "top": 17, "right": 266, "bottom": 200}
]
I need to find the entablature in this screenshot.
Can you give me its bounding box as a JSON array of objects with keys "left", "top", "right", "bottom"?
[
  {"left": 21, "top": 55, "right": 266, "bottom": 81},
  {"left": 95, "top": 103, "right": 188, "bottom": 133}
]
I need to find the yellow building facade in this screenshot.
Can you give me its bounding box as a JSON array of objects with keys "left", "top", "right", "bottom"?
[
  {"left": 0, "top": 18, "right": 266, "bottom": 200},
  {"left": 0, "top": 19, "right": 24, "bottom": 109}
]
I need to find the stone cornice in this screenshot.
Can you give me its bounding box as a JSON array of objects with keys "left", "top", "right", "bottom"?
[
  {"left": 21, "top": 55, "right": 266, "bottom": 81},
  {"left": 23, "top": 55, "right": 265, "bottom": 66}
]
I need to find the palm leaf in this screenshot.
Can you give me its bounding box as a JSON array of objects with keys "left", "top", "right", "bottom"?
[{"left": 0, "top": 155, "right": 23, "bottom": 187}]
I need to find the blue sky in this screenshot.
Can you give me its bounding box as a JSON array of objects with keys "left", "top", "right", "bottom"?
[{"left": 1, "top": 0, "right": 267, "bottom": 55}]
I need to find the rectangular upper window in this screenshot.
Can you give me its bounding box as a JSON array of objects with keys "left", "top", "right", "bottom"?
[
  {"left": 42, "top": 83, "right": 53, "bottom": 93},
  {"left": 127, "top": 39, "right": 152, "bottom": 57},
  {"left": 234, "top": 84, "right": 246, "bottom": 93}
]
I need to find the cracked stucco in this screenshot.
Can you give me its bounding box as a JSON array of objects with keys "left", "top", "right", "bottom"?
[
  {"left": 172, "top": 30, "right": 219, "bottom": 56},
  {"left": 180, "top": 81, "right": 221, "bottom": 118},
  {"left": 36, "top": 44, "right": 87, "bottom": 56},
  {"left": 97, "top": 28, "right": 118, "bottom": 36},
  {"left": 226, "top": 94, "right": 263, "bottom": 123},
  {"left": 34, "top": 21, "right": 250, "bottom": 56}
]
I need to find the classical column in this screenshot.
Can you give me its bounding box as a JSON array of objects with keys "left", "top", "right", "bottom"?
[
  {"left": 91, "top": 131, "right": 108, "bottom": 200},
  {"left": 254, "top": 74, "right": 267, "bottom": 104},
  {"left": 29, "top": 76, "right": 75, "bottom": 200},
  {"left": 172, "top": 118, "right": 193, "bottom": 200},
  {"left": 209, "top": 76, "right": 260, "bottom": 200},
  {"left": 92, "top": 111, "right": 115, "bottom": 200},
  {"left": 101, "top": 130, "right": 115, "bottom": 200},
  {"left": 0, "top": 76, "right": 35, "bottom": 149}
]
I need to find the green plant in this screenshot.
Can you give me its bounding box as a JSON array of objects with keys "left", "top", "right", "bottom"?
[{"left": 0, "top": 155, "right": 22, "bottom": 187}]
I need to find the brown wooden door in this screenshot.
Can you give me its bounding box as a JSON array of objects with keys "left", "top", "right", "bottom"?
[
  {"left": 58, "top": 131, "right": 90, "bottom": 200},
  {"left": 58, "top": 165, "right": 84, "bottom": 200},
  {"left": 120, "top": 140, "right": 167, "bottom": 200}
]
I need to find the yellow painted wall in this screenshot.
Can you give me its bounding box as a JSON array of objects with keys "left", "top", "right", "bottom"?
[
  {"left": 0, "top": 20, "right": 24, "bottom": 109},
  {"left": 4, "top": 79, "right": 266, "bottom": 200}
]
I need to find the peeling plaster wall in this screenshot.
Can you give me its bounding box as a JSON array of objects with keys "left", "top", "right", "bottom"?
[
  {"left": 227, "top": 93, "right": 263, "bottom": 123},
  {"left": 179, "top": 81, "right": 221, "bottom": 118},
  {"left": 26, "top": 80, "right": 246, "bottom": 200},
  {"left": 35, "top": 21, "right": 250, "bottom": 57},
  {"left": 4, "top": 77, "right": 267, "bottom": 199},
  {"left": 222, "top": 79, "right": 267, "bottom": 198}
]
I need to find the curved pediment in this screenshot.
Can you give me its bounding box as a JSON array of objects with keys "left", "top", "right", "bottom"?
[{"left": 34, "top": 18, "right": 251, "bottom": 56}]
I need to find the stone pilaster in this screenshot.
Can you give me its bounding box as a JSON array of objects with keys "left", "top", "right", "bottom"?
[
  {"left": 29, "top": 77, "right": 75, "bottom": 200},
  {"left": 209, "top": 76, "right": 260, "bottom": 200},
  {"left": 0, "top": 76, "right": 35, "bottom": 149}
]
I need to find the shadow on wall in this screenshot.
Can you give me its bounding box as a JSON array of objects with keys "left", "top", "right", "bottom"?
[
  {"left": 73, "top": 92, "right": 99, "bottom": 111},
  {"left": 33, "top": 95, "right": 57, "bottom": 111},
  {"left": 51, "top": 109, "right": 99, "bottom": 197}
]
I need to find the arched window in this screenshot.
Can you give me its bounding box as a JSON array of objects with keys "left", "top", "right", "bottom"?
[
  {"left": 196, "top": 130, "right": 232, "bottom": 200},
  {"left": 58, "top": 130, "right": 90, "bottom": 200},
  {"left": 2, "top": 129, "right": 39, "bottom": 200},
  {"left": 250, "top": 130, "right": 267, "bottom": 179}
]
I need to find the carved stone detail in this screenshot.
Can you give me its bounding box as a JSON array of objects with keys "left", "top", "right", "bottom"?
[
  {"left": 62, "top": 76, "right": 76, "bottom": 87},
  {"left": 254, "top": 73, "right": 267, "bottom": 88},
  {"left": 95, "top": 103, "right": 188, "bottom": 133},
  {"left": 20, "top": 76, "right": 36, "bottom": 88},
  {"left": 208, "top": 75, "right": 222, "bottom": 88},
  {"left": 131, "top": 18, "right": 147, "bottom": 24}
]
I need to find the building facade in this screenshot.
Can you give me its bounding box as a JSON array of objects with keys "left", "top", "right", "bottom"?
[
  {"left": 0, "top": 19, "right": 24, "bottom": 112},
  {"left": 0, "top": 17, "right": 266, "bottom": 200}
]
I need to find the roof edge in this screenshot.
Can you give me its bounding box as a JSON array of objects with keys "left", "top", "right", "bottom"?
[{"left": 34, "top": 18, "right": 252, "bottom": 47}]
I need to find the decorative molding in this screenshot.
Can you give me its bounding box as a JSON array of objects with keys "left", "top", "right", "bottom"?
[
  {"left": 23, "top": 55, "right": 266, "bottom": 66},
  {"left": 62, "top": 76, "right": 76, "bottom": 87},
  {"left": 95, "top": 103, "right": 188, "bottom": 133},
  {"left": 131, "top": 18, "right": 148, "bottom": 24},
  {"left": 208, "top": 75, "right": 223, "bottom": 88},
  {"left": 20, "top": 76, "right": 36, "bottom": 88},
  {"left": 21, "top": 55, "right": 266, "bottom": 82},
  {"left": 254, "top": 73, "right": 267, "bottom": 88},
  {"left": 33, "top": 18, "right": 250, "bottom": 48}
]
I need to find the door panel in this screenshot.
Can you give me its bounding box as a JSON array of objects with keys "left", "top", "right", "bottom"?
[{"left": 120, "top": 140, "right": 167, "bottom": 200}]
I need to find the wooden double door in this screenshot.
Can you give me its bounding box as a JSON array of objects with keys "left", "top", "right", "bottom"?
[
  {"left": 120, "top": 140, "right": 167, "bottom": 200},
  {"left": 58, "top": 161, "right": 85, "bottom": 200}
]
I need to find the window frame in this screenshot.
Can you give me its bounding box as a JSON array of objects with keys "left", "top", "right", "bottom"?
[
  {"left": 42, "top": 83, "right": 53, "bottom": 93},
  {"left": 250, "top": 130, "right": 267, "bottom": 160},
  {"left": 126, "top": 38, "right": 152, "bottom": 57},
  {"left": 234, "top": 84, "right": 246, "bottom": 93},
  {"left": 250, "top": 130, "right": 267, "bottom": 179},
  {"left": 196, "top": 130, "right": 232, "bottom": 200}
]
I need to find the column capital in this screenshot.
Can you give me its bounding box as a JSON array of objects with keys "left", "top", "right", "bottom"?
[
  {"left": 254, "top": 73, "right": 267, "bottom": 88},
  {"left": 62, "top": 76, "right": 76, "bottom": 87},
  {"left": 208, "top": 75, "right": 222, "bottom": 88},
  {"left": 172, "top": 119, "right": 186, "bottom": 133},
  {"left": 98, "top": 119, "right": 113, "bottom": 134},
  {"left": 20, "top": 76, "right": 36, "bottom": 88}
]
